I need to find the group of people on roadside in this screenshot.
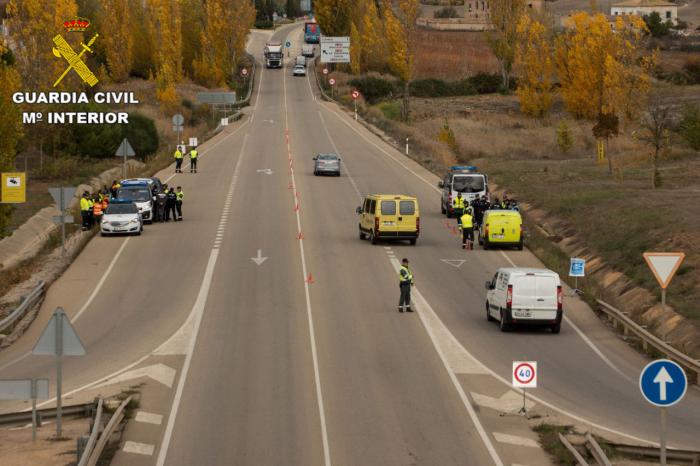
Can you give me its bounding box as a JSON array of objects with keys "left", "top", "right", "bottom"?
[
  {"left": 79, "top": 188, "right": 112, "bottom": 231},
  {"left": 174, "top": 144, "right": 199, "bottom": 174},
  {"left": 154, "top": 183, "right": 184, "bottom": 222},
  {"left": 452, "top": 193, "right": 520, "bottom": 249}
]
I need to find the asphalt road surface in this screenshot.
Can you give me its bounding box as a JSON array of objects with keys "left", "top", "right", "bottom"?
[{"left": 1, "top": 24, "right": 699, "bottom": 466}]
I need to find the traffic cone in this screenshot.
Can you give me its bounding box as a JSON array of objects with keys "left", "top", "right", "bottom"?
[
  {"left": 306, "top": 273, "right": 314, "bottom": 284},
  {"left": 294, "top": 203, "right": 300, "bottom": 212},
  {"left": 297, "top": 232, "right": 304, "bottom": 240}
]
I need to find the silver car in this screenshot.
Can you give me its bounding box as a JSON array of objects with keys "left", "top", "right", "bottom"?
[
  {"left": 313, "top": 153, "right": 341, "bottom": 176},
  {"left": 293, "top": 64, "right": 306, "bottom": 76}
]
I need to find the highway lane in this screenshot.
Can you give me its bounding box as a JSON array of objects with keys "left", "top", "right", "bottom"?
[{"left": 303, "top": 72, "right": 700, "bottom": 447}]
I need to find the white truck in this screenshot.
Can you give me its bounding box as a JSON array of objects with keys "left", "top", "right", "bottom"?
[
  {"left": 264, "top": 42, "right": 283, "bottom": 69},
  {"left": 301, "top": 44, "right": 314, "bottom": 57},
  {"left": 295, "top": 55, "right": 306, "bottom": 67}
]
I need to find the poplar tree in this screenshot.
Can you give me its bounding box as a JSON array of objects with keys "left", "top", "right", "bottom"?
[
  {"left": 101, "top": 0, "right": 133, "bottom": 82},
  {"left": 0, "top": 45, "right": 22, "bottom": 236}
]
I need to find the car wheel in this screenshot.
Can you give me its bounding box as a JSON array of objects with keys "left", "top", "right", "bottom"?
[
  {"left": 370, "top": 231, "right": 378, "bottom": 245},
  {"left": 551, "top": 322, "right": 561, "bottom": 334},
  {"left": 486, "top": 301, "right": 495, "bottom": 322},
  {"left": 517, "top": 240, "right": 523, "bottom": 251},
  {"left": 409, "top": 238, "right": 417, "bottom": 245},
  {"left": 499, "top": 309, "right": 510, "bottom": 332},
  {"left": 359, "top": 228, "right": 365, "bottom": 240}
]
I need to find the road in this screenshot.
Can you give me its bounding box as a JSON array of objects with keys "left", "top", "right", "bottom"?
[{"left": 0, "top": 23, "right": 699, "bottom": 465}]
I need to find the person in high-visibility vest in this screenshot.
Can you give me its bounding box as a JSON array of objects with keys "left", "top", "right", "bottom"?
[
  {"left": 175, "top": 186, "right": 184, "bottom": 221},
  {"left": 452, "top": 192, "right": 466, "bottom": 218},
  {"left": 398, "top": 258, "right": 414, "bottom": 313},
  {"left": 93, "top": 195, "right": 104, "bottom": 227},
  {"left": 189, "top": 148, "right": 198, "bottom": 173},
  {"left": 87, "top": 195, "right": 95, "bottom": 228},
  {"left": 110, "top": 180, "right": 120, "bottom": 198},
  {"left": 459, "top": 210, "right": 474, "bottom": 250},
  {"left": 174, "top": 147, "right": 184, "bottom": 173},
  {"left": 80, "top": 192, "right": 91, "bottom": 230}
]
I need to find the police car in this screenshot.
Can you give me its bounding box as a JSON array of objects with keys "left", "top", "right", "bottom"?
[
  {"left": 117, "top": 180, "right": 154, "bottom": 223},
  {"left": 100, "top": 199, "right": 143, "bottom": 236}
]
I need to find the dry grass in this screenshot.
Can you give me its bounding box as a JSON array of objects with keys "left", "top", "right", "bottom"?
[{"left": 413, "top": 29, "right": 499, "bottom": 79}]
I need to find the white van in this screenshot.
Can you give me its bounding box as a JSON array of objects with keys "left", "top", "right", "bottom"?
[{"left": 485, "top": 268, "right": 563, "bottom": 333}]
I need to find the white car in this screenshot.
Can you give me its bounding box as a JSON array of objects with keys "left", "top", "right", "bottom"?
[
  {"left": 101, "top": 201, "right": 143, "bottom": 236},
  {"left": 293, "top": 64, "right": 306, "bottom": 76},
  {"left": 485, "top": 267, "right": 563, "bottom": 333}
]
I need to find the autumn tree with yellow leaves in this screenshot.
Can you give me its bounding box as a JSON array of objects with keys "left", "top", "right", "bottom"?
[
  {"left": 314, "top": 0, "right": 353, "bottom": 36},
  {"left": 0, "top": 44, "right": 23, "bottom": 235},
  {"left": 101, "top": 0, "right": 133, "bottom": 83},
  {"left": 385, "top": 0, "right": 419, "bottom": 121},
  {"left": 146, "top": 0, "right": 183, "bottom": 107},
  {"left": 514, "top": 14, "right": 555, "bottom": 117}
]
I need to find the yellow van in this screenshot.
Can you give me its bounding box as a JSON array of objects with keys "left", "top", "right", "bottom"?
[
  {"left": 478, "top": 210, "right": 523, "bottom": 250},
  {"left": 356, "top": 195, "right": 420, "bottom": 245}
]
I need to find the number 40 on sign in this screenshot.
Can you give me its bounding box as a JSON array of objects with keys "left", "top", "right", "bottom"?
[{"left": 513, "top": 361, "right": 537, "bottom": 388}]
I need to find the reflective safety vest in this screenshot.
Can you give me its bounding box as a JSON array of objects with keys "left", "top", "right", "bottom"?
[
  {"left": 93, "top": 203, "right": 103, "bottom": 216},
  {"left": 399, "top": 266, "right": 413, "bottom": 285},
  {"left": 80, "top": 197, "right": 90, "bottom": 211},
  {"left": 87, "top": 199, "right": 94, "bottom": 209},
  {"left": 453, "top": 197, "right": 465, "bottom": 209},
  {"left": 102, "top": 198, "right": 109, "bottom": 210},
  {"left": 189, "top": 149, "right": 198, "bottom": 160},
  {"left": 174, "top": 150, "right": 183, "bottom": 160},
  {"left": 176, "top": 191, "right": 184, "bottom": 201},
  {"left": 459, "top": 213, "right": 473, "bottom": 229}
]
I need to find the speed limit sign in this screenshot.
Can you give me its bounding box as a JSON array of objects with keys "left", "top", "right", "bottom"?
[
  {"left": 323, "top": 68, "right": 329, "bottom": 75},
  {"left": 351, "top": 90, "right": 360, "bottom": 100},
  {"left": 329, "top": 78, "right": 336, "bottom": 86},
  {"left": 512, "top": 361, "right": 537, "bottom": 388},
  {"left": 241, "top": 68, "right": 248, "bottom": 77}
]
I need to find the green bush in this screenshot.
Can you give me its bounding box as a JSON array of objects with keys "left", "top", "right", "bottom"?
[
  {"left": 254, "top": 19, "right": 274, "bottom": 29},
  {"left": 410, "top": 78, "right": 454, "bottom": 97},
  {"left": 122, "top": 112, "right": 159, "bottom": 159},
  {"left": 468, "top": 73, "right": 502, "bottom": 94},
  {"left": 434, "top": 6, "right": 458, "bottom": 18},
  {"left": 378, "top": 100, "right": 402, "bottom": 120},
  {"left": 452, "top": 79, "right": 477, "bottom": 96},
  {"left": 349, "top": 76, "right": 395, "bottom": 104},
  {"left": 679, "top": 104, "right": 700, "bottom": 150},
  {"left": 644, "top": 12, "right": 671, "bottom": 38},
  {"left": 683, "top": 56, "right": 700, "bottom": 84}
]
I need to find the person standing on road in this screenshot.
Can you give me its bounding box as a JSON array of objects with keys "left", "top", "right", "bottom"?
[
  {"left": 92, "top": 195, "right": 104, "bottom": 227},
  {"left": 189, "top": 147, "right": 198, "bottom": 173},
  {"left": 398, "top": 258, "right": 414, "bottom": 313},
  {"left": 80, "top": 192, "right": 91, "bottom": 230},
  {"left": 175, "top": 186, "right": 184, "bottom": 221},
  {"left": 165, "top": 188, "right": 177, "bottom": 222},
  {"left": 452, "top": 192, "right": 466, "bottom": 218},
  {"left": 155, "top": 187, "right": 167, "bottom": 222},
  {"left": 110, "top": 180, "right": 120, "bottom": 198},
  {"left": 459, "top": 209, "right": 474, "bottom": 250},
  {"left": 174, "top": 147, "right": 184, "bottom": 173}
]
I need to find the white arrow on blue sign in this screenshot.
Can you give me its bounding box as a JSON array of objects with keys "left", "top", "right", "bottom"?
[{"left": 639, "top": 359, "right": 687, "bottom": 407}]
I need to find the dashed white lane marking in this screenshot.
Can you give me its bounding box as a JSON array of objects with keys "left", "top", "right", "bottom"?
[
  {"left": 388, "top": 256, "right": 503, "bottom": 466},
  {"left": 123, "top": 441, "right": 155, "bottom": 456},
  {"left": 92, "top": 363, "right": 176, "bottom": 389},
  {"left": 492, "top": 433, "right": 540, "bottom": 449},
  {"left": 156, "top": 132, "right": 248, "bottom": 466},
  {"left": 135, "top": 411, "right": 163, "bottom": 425},
  {"left": 317, "top": 111, "right": 362, "bottom": 199},
  {"left": 471, "top": 390, "right": 536, "bottom": 413},
  {"left": 284, "top": 55, "right": 332, "bottom": 466}
]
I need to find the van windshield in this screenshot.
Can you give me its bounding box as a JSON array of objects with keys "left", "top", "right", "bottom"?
[
  {"left": 117, "top": 188, "right": 150, "bottom": 202},
  {"left": 452, "top": 175, "right": 484, "bottom": 193}
]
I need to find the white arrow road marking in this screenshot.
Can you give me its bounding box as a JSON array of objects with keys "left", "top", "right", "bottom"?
[
  {"left": 123, "top": 441, "right": 155, "bottom": 456},
  {"left": 256, "top": 168, "right": 273, "bottom": 175},
  {"left": 471, "top": 390, "right": 536, "bottom": 413},
  {"left": 251, "top": 249, "right": 268, "bottom": 266},
  {"left": 441, "top": 259, "right": 466, "bottom": 268},
  {"left": 653, "top": 366, "right": 673, "bottom": 401},
  {"left": 91, "top": 363, "right": 176, "bottom": 389},
  {"left": 262, "top": 119, "right": 275, "bottom": 124}
]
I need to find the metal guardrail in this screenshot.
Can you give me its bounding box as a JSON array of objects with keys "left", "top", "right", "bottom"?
[
  {"left": 0, "top": 401, "right": 94, "bottom": 425},
  {"left": 585, "top": 432, "right": 612, "bottom": 466},
  {"left": 0, "top": 281, "right": 46, "bottom": 334},
  {"left": 612, "top": 443, "right": 700, "bottom": 465},
  {"left": 77, "top": 397, "right": 103, "bottom": 466},
  {"left": 85, "top": 395, "right": 132, "bottom": 466},
  {"left": 558, "top": 433, "right": 590, "bottom": 466},
  {"left": 596, "top": 299, "right": 700, "bottom": 385}
]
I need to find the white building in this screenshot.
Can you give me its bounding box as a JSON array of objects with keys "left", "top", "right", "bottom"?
[{"left": 611, "top": 0, "right": 678, "bottom": 25}]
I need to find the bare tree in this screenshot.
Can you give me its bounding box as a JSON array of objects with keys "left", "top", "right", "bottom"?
[{"left": 637, "top": 90, "right": 672, "bottom": 189}]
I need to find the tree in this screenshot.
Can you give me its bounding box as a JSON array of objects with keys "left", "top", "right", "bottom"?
[
  {"left": 637, "top": 90, "right": 672, "bottom": 188},
  {"left": 384, "top": 0, "right": 419, "bottom": 121},
  {"left": 486, "top": 0, "right": 526, "bottom": 90},
  {"left": 643, "top": 11, "right": 671, "bottom": 38},
  {"left": 101, "top": 0, "right": 132, "bottom": 82},
  {"left": 515, "top": 14, "right": 554, "bottom": 117},
  {"left": 0, "top": 43, "right": 23, "bottom": 236},
  {"left": 679, "top": 104, "right": 700, "bottom": 150},
  {"left": 359, "top": 0, "right": 387, "bottom": 73},
  {"left": 314, "top": 0, "right": 353, "bottom": 36},
  {"left": 286, "top": 0, "right": 300, "bottom": 18},
  {"left": 349, "top": 21, "right": 362, "bottom": 75},
  {"left": 146, "top": 0, "right": 183, "bottom": 107}
]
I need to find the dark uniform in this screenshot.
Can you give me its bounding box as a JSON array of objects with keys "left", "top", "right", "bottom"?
[
  {"left": 155, "top": 190, "right": 167, "bottom": 222},
  {"left": 398, "top": 259, "right": 414, "bottom": 313},
  {"left": 165, "top": 189, "right": 177, "bottom": 222}
]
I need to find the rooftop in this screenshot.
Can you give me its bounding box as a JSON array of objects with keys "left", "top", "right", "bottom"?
[{"left": 611, "top": 0, "right": 677, "bottom": 7}]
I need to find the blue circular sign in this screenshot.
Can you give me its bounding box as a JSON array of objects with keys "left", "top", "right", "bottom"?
[
  {"left": 285, "top": 41, "right": 291, "bottom": 48},
  {"left": 639, "top": 359, "right": 687, "bottom": 407}
]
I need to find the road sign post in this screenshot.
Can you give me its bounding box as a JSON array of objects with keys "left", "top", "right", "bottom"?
[
  {"left": 172, "top": 114, "right": 185, "bottom": 153},
  {"left": 643, "top": 252, "right": 685, "bottom": 309},
  {"left": 569, "top": 257, "right": 585, "bottom": 296},
  {"left": 32, "top": 308, "right": 86, "bottom": 438},
  {"left": 115, "top": 138, "right": 136, "bottom": 179},
  {"left": 640, "top": 359, "right": 687, "bottom": 466},
  {"left": 49, "top": 187, "right": 76, "bottom": 256},
  {"left": 328, "top": 78, "right": 336, "bottom": 99},
  {"left": 512, "top": 361, "right": 537, "bottom": 416},
  {"left": 352, "top": 90, "right": 360, "bottom": 121},
  {"left": 0, "top": 379, "right": 49, "bottom": 441}
]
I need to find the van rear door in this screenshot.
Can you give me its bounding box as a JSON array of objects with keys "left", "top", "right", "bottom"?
[
  {"left": 534, "top": 274, "right": 558, "bottom": 310},
  {"left": 397, "top": 199, "right": 417, "bottom": 233},
  {"left": 379, "top": 199, "right": 398, "bottom": 234},
  {"left": 511, "top": 274, "right": 537, "bottom": 312}
]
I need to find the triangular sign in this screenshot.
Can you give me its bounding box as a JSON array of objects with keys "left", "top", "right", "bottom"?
[
  {"left": 115, "top": 138, "right": 136, "bottom": 157},
  {"left": 643, "top": 252, "right": 685, "bottom": 289},
  {"left": 441, "top": 259, "right": 466, "bottom": 268},
  {"left": 32, "top": 308, "right": 86, "bottom": 356}
]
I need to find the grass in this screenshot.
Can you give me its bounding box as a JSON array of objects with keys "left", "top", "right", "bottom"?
[
  {"left": 378, "top": 100, "right": 402, "bottom": 120},
  {"left": 532, "top": 424, "right": 578, "bottom": 466}
]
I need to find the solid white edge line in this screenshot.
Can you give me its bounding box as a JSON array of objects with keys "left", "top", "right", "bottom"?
[
  {"left": 388, "top": 257, "right": 504, "bottom": 466},
  {"left": 284, "top": 49, "right": 332, "bottom": 466},
  {"left": 155, "top": 248, "right": 220, "bottom": 466}
]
